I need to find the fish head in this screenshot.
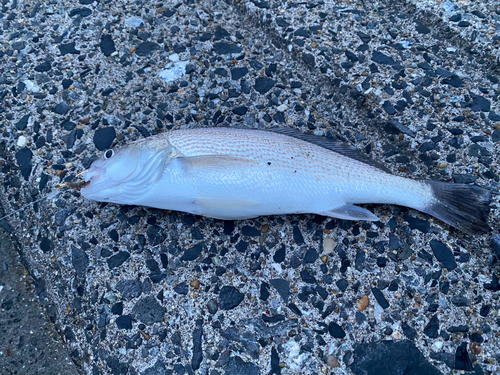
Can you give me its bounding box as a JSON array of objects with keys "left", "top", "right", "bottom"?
[{"left": 81, "top": 140, "right": 172, "bottom": 204}]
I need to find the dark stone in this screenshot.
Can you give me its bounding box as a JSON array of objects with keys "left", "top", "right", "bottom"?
[
  {"left": 401, "top": 322, "right": 417, "bottom": 340},
  {"left": 300, "top": 270, "right": 317, "bottom": 284},
  {"left": 131, "top": 296, "right": 165, "bottom": 324},
  {"left": 403, "top": 215, "right": 430, "bottom": 233},
  {"left": 107, "top": 251, "right": 130, "bottom": 269},
  {"left": 270, "top": 279, "right": 289, "bottom": 303},
  {"left": 436, "top": 67, "right": 453, "bottom": 77},
  {"left": 135, "top": 42, "right": 160, "bottom": 56},
  {"left": 415, "top": 21, "right": 431, "bottom": 34},
  {"left": 273, "top": 112, "right": 285, "bottom": 124},
  {"left": 214, "top": 26, "right": 230, "bottom": 40},
  {"left": 12, "top": 41, "right": 25, "bottom": 50},
  {"left": 270, "top": 347, "right": 281, "bottom": 374},
  {"left": 99, "top": 35, "right": 116, "bottom": 56},
  {"left": 15, "top": 114, "right": 30, "bottom": 130},
  {"left": 192, "top": 326, "right": 203, "bottom": 370},
  {"left": 355, "top": 249, "right": 365, "bottom": 270},
  {"left": 224, "top": 356, "right": 259, "bottom": 375},
  {"left": 336, "top": 278, "right": 348, "bottom": 292},
  {"left": 357, "top": 31, "right": 371, "bottom": 43},
  {"left": 71, "top": 246, "right": 89, "bottom": 278},
  {"left": 35, "top": 61, "right": 52, "bottom": 72},
  {"left": 385, "top": 119, "right": 416, "bottom": 137},
  {"left": 260, "top": 282, "right": 270, "bottom": 301},
  {"left": 430, "top": 240, "right": 457, "bottom": 270},
  {"left": 215, "top": 67, "right": 227, "bottom": 77},
  {"left": 430, "top": 352, "right": 454, "bottom": 368},
  {"left": 382, "top": 101, "right": 396, "bottom": 115},
  {"left": 448, "top": 325, "right": 468, "bottom": 333},
  {"left": 111, "top": 302, "right": 123, "bottom": 315},
  {"left": 471, "top": 95, "right": 490, "bottom": 112},
  {"left": 442, "top": 75, "right": 464, "bottom": 88},
  {"left": 115, "top": 279, "right": 142, "bottom": 300},
  {"left": 303, "top": 248, "right": 318, "bottom": 264},
  {"left": 69, "top": 7, "right": 92, "bottom": 17},
  {"left": 142, "top": 360, "right": 167, "bottom": 375},
  {"left": 345, "top": 50, "right": 359, "bottom": 62},
  {"left": 219, "top": 286, "right": 244, "bottom": 310},
  {"left": 423, "top": 315, "right": 439, "bottom": 338},
  {"left": 242, "top": 226, "right": 261, "bottom": 236},
  {"left": 470, "top": 332, "right": 483, "bottom": 343},
  {"left": 213, "top": 42, "right": 242, "bottom": 55},
  {"left": 273, "top": 245, "right": 285, "bottom": 263},
  {"left": 54, "top": 209, "right": 70, "bottom": 226},
  {"left": 454, "top": 342, "right": 473, "bottom": 371},
  {"left": 108, "top": 229, "right": 118, "bottom": 242},
  {"left": 302, "top": 53, "right": 315, "bottom": 67},
  {"left": 233, "top": 106, "right": 248, "bottom": 115},
  {"left": 181, "top": 242, "right": 204, "bottom": 261},
  {"left": 174, "top": 282, "right": 188, "bottom": 295},
  {"left": 328, "top": 322, "right": 346, "bottom": 338},
  {"left": 53, "top": 101, "right": 69, "bottom": 115},
  {"left": 287, "top": 303, "right": 302, "bottom": 316},
  {"left": 231, "top": 67, "right": 248, "bottom": 80},
  {"left": 40, "top": 237, "right": 52, "bottom": 253},
  {"left": 371, "top": 52, "right": 395, "bottom": 65},
  {"left": 146, "top": 225, "right": 166, "bottom": 245},
  {"left": 479, "top": 304, "right": 491, "bottom": 317},
  {"left": 451, "top": 295, "right": 469, "bottom": 307},
  {"left": 489, "top": 112, "right": 500, "bottom": 122},
  {"left": 115, "top": 315, "right": 132, "bottom": 330},
  {"left": 15, "top": 147, "right": 32, "bottom": 180},
  {"left": 58, "top": 42, "right": 79, "bottom": 55},
  {"left": 254, "top": 77, "right": 275, "bottom": 94},
  {"left": 350, "top": 340, "right": 442, "bottom": 375},
  {"left": 452, "top": 174, "right": 477, "bottom": 184},
  {"left": 93, "top": 127, "right": 116, "bottom": 151},
  {"left": 292, "top": 226, "right": 304, "bottom": 245},
  {"left": 484, "top": 274, "right": 500, "bottom": 291},
  {"left": 371, "top": 288, "right": 389, "bottom": 309},
  {"left": 491, "top": 235, "right": 500, "bottom": 257}
]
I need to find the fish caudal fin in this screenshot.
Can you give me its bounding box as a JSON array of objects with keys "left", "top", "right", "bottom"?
[{"left": 423, "top": 181, "right": 491, "bottom": 235}]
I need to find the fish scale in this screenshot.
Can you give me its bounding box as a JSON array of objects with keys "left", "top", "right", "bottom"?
[{"left": 81, "top": 127, "right": 491, "bottom": 234}]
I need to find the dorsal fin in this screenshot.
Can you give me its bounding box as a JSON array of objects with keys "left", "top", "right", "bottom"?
[{"left": 268, "top": 127, "right": 392, "bottom": 173}]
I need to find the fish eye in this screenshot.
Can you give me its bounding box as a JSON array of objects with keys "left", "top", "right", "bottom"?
[{"left": 104, "top": 149, "right": 114, "bottom": 159}]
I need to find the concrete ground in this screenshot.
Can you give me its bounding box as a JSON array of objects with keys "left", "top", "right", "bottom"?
[{"left": 0, "top": 228, "right": 79, "bottom": 375}]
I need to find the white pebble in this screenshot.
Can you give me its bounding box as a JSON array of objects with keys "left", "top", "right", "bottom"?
[
  {"left": 323, "top": 237, "right": 335, "bottom": 254},
  {"left": 159, "top": 61, "right": 188, "bottom": 83},
  {"left": 433, "top": 341, "right": 444, "bottom": 351},
  {"left": 17, "top": 135, "right": 27, "bottom": 147},
  {"left": 168, "top": 54, "right": 180, "bottom": 62},
  {"left": 124, "top": 16, "right": 144, "bottom": 27},
  {"left": 276, "top": 104, "right": 287, "bottom": 112}
]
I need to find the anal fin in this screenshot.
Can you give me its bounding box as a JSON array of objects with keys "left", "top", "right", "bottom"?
[{"left": 320, "top": 205, "right": 379, "bottom": 221}]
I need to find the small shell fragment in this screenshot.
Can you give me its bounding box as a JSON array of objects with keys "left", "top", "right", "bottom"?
[{"left": 356, "top": 295, "right": 369, "bottom": 311}]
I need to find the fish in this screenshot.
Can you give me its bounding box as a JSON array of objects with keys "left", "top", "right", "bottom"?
[{"left": 80, "top": 127, "right": 491, "bottom": 234}]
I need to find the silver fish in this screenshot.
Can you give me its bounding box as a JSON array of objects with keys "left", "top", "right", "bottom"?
[{"left": 81, "top": 127, "right": 491, "bottom": 234}]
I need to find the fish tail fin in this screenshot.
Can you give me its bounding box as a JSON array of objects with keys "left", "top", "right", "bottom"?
[{"left": 422, "top": 181, "right": 491, "bottom": 235}]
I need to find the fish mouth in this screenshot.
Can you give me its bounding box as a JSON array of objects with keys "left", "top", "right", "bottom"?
[{"left": 80, "top": 165, "right": 114, "bottom": 199}]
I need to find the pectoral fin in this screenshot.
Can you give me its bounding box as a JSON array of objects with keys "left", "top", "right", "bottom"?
[{"left": 321, "top": 205, "right": 379, "bottom": 221}]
